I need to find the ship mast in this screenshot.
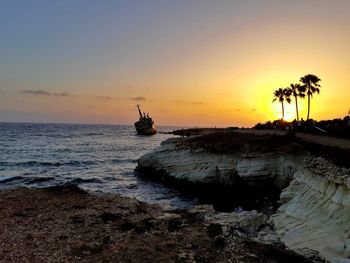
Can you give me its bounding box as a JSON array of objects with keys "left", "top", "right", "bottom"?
[{"left": 137, "top": 105, "right": 143, "bottom": 119}]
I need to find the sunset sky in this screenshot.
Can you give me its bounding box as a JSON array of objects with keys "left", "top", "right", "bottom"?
[{"left": 1, "top": 1, "right": 349, "bottom": 127}]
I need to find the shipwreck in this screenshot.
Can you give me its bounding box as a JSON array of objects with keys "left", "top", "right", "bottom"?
[{"left": 134, "top": 105, "right": 157, "bottom": 135}]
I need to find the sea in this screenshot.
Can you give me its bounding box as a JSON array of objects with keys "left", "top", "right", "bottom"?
[{"left": 0, "top": 123, "right": 198, "bottom": 209}]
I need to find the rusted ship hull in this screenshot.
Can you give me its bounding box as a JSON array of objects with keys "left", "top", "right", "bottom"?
[
  {"left": 134, "top": 105, "right": 157, "bottom": 135},
  {"left": 134, "top": 120, "right": 157, "bottom": 135}
]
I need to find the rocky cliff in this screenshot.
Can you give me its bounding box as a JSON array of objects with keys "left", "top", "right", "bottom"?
[
  {"left": 271, "top": 156, "right": 350, "bottom": 261},
  {"left": 137, "top": 136, "right": 299, "bottom": 191},
  {"left": 136, "top": 132, "right": 350, "bottom": 261}
]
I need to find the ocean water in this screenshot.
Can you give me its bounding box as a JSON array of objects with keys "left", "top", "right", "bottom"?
[{"left": 0, "top": 123, "right": 197, "bottom": 208}]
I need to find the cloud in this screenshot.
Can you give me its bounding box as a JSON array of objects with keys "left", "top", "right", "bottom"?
[
  {"left": 21, "top": 90, "right": 51, "bottom": 95},
  {"left": 95, "top": 95, "right": 146, "bottom": 102},
  {"left": 54, "top": 92, "right": 69, "bottom": 96},
  {"left": 130, "top": 96, "right": 146, "bottom": 101},
  {"left": 173, "top": 100, "right": 204, "bottom": 105},
  {"left": 20, "top": 90, "right": 69, "bottom": 97}
]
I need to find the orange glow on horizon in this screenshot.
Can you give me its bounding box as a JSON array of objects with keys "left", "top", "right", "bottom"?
[{"left": 1, "top": 2, "right": 349, "bottom": 126}]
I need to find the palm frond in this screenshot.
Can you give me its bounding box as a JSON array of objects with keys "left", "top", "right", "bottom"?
[{"left": 298, "top": 85, "right": 307, "bottom": 92}]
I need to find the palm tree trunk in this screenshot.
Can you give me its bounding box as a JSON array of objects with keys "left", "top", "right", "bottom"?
[
  {"left": 307, "top": 93, "right": 310, "bottom": 120},
  {"left": 295, "top": 95, "right": 299, "bottom": 121},
  {"left": 281, "top": 101, "right": 285, "bottom": 119}
]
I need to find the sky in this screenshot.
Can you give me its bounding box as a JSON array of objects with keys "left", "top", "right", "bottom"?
[{"left": 1, "top": 0, "right": 349, "bottom": 127}]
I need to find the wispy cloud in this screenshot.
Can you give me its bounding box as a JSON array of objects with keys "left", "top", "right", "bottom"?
[
  {"left": 173, "top": 100, "right": 204, "bottom": 105},
  {"left": 21, "top": 90, "right": 51, "bottom": 95},
  {"left": 20, "top": 90, "right": 69, "bottom": 97},
  {"left": 96, "top": 95, "right": 146, "bottom": 102},
  {"left": 130, "top": 96, "right": 146, "bottom": 101}
]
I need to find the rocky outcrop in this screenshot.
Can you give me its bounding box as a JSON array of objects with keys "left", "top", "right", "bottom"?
[
  {"left": 184, "top": 204, "right": 324, "bottom": 262},
  {"left": 271, "top": 157, "right": 350, "bottom": 261},
  {"left": 137, "top": 137, "right": 296, "bottom": 191},
  {"left": 136, "top": 133, "right": 350, "bottom": 261}
]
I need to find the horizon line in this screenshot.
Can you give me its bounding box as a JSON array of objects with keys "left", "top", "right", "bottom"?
[{"left": 0, "top": 121, "right": 203, "bottom": 128}]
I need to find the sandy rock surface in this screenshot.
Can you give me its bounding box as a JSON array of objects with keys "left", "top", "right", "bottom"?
[{"left": 0, "top": 186, "right": 319, "bottom": 263}]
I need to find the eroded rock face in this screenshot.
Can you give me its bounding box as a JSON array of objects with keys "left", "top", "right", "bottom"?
[
  {"left": 137, "top": 135, "right": 350, "bottom": 261},
  {"left": 271, "top": 157, "right": 350, "bottom": 261},
  {"left": 137, "top": 138, "right": 296, "bottom": 191},
  {"left": 187, "top": 204, "right": 324, "bottom": 262}
]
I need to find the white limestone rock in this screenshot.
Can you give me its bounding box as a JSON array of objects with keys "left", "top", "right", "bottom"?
[
  {"left": 271, "top": 157, "right": 350, "bottom": 261},
  {"left": 138, "top": 137, "right": 350, "bottom": 261},
  {"left": 137, "top": 138, "right": 296, "bottom": 189}
]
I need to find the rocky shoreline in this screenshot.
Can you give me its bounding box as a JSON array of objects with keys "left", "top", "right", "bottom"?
[
  {"left": 3, "top": 130, "right": 348, "bottom": 262},
  {"left": 136, "top": 130, "right": 350, "bottom": 262},
  {"left": 0, "top": 185, "right": 322, "bottom": 262}
]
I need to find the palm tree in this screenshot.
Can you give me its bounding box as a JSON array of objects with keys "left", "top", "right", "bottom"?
[
  {"left": 273, "top": 88, "right": 291, "bottom": 120},
  {"left": 300, "top": 74, "right": 321, "bottom": 120},
  {"left": 287, "top": 83, "right": 306, "bottom": 121}
]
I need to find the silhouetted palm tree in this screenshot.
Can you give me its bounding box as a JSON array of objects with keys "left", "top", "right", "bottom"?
[
  {"left": 287, "top": 83, "right": 306, "bottom": 121},
  {"left": 300, "top": 74, "right": 321, "bottom": 120},
  {"left": 273, "top": 88, "right": 291, "bottom": 120}
]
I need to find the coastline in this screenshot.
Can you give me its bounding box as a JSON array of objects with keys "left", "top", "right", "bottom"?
[
  {"left": 136, "top": 130, "right": 350, "bottom": 261},
  {"left": 3, "top": 129, "right": 348, "bottom": 262},
  {"left": 0, "top": 186, "right": 318, "bottom": 262}
]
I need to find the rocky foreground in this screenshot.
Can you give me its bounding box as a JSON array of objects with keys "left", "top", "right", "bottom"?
[
  {"left": 137, "top": 130, "right": 350, "bottom": 262},
  {"left": 0, "top": 186, "right": 321, "bottom": 263}
]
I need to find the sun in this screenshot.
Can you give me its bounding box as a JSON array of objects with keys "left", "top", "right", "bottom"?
[
  {"left": 283, "top": 111, "right": 295, "bottom": 122},
  {"left": 270, "top": 103, "right": 296, "bottom": 122}
]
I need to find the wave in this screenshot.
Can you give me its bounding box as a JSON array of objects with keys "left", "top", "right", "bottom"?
[
  {"left": 0, "top": 176, "right": 24, "bottom": 183},
  {"left": 28, "top": 177, "right": 54, "bottom": 184},
  {"left": 110, "top": 159, "right": 137, "bottom": 164},
  {"left": 0, "top": 161, "right": 60, "bottom": 167},
  {"left": 0, "top": 175, "right": 101, "bottom": 189},
  {"left": 82, "top": 132, "right": 104, "bottom": 136},
  {"left": 0, "top": 160, "right": 97, "bottom": 167},
  {"left": 69, "top": 178, "right": 103, "bottom": 184},
  {"left": 0, "top": 175, "right": 54, "bottom": 185},
  {"left": 0, "top": 158, "right": 136, "bottom": 168}
]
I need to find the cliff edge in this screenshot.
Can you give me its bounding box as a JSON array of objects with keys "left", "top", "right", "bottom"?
[{"left": 136, "top": 131, "right": 350, "bottom": 261}]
